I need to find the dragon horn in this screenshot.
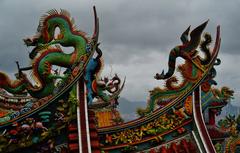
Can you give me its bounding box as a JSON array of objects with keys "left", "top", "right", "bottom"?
[
  {"left": 180, "top": 25, "right": 191, "bottom": 44},
  {"left": 92, "top": 6, "right": 99, "bottom": 44},
  {"left": 184, "top": 20, "right": 209, "bottom": 52}
]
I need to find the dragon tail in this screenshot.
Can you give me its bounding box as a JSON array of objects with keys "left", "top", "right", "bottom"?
[{"left": 184, "top": 20, "right": 208, "bottom": 52}]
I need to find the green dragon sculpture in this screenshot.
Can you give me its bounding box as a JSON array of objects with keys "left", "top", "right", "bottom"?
[{"left": 0, "top": 7, "right": 99, "bottom": 98}]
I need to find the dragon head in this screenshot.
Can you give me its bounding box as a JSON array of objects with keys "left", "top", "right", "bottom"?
[
  {"left": 23, "top": 33, "right": 47, "bottom": 59},
  {"left": 23, "top": 15, "right": 64, "bottom": 60}
]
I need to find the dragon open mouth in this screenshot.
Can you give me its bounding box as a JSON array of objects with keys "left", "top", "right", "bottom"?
[{"left": 23, "top": 37, "right": 51, "bottom": 59}]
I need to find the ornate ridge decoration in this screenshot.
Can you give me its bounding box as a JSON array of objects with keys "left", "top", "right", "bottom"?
[
  {"left": 136, "top": 21, "right": 221, "bottom": 116},
  {"left": 102, "top": 101, "right": 192, "bottom": 147},
  {"left": 97, "top": 21, "right": 222, "bottom": 153},
  {"left": 0, "top": 7, "right": 100, "bottom": 125}
]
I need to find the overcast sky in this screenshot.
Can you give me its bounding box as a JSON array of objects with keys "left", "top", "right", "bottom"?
[{"left": 0, "top": 0, "right": 239, "bottom": 105}]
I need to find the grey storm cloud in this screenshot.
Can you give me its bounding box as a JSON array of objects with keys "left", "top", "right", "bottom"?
[{"left": 0, "top": 0, "right": 239, "bottom": 103}]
